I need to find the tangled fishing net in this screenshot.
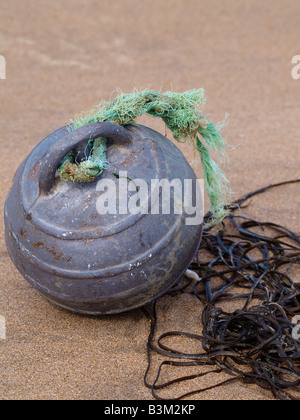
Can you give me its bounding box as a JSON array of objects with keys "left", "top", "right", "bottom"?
[
  {"left": 59, "top": 89, "right": 230, "bottom": 226},
  {"left": 143, "top": 180, "right": 300, "bottom": 400}
]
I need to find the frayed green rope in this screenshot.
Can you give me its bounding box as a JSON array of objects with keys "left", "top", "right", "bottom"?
[
  {"left": 58, "top": 89, "right": 231, "bottom": 226},
  {"left": 58, "top": 137, "right": 109, "bottom": 183}
]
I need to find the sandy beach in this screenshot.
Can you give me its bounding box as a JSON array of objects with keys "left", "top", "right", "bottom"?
[{"left": 0, "top": 0, "right": 300, "bottom": 400}]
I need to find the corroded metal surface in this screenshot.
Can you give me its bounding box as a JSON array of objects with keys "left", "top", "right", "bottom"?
[{"left": 4, "top": 122, "right": 202, "bottom": 314}]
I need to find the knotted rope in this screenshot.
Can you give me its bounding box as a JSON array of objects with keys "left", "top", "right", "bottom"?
[{"left": 58, "top": 89, "right": 231, "bottom": 226}]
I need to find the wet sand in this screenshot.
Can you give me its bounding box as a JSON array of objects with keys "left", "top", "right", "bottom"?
[{"left": 0, "top": 0, "right": 300, "bottom": 400}]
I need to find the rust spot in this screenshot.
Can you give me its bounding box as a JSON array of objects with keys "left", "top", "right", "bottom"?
[
  {"left": 121, "top": 153, "right": 135, "bottom": 167},
  {"left": 33, "top": 241, "right": 70, "bottom": 261},
  {"left": 20, "top": 228, "right": 27, "bottom": 238},
  {"left": 33, "top": 241, "right": 43, "bottom": 249}
]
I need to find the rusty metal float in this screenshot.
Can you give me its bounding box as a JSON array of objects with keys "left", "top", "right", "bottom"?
[{"left": 4, "top": 122, "right": 203, "bottom": 314}]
